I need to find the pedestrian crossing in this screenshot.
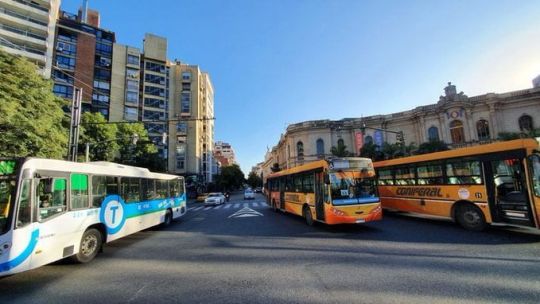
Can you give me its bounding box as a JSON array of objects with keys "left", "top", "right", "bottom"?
[{"left": 189, "top": 201, "right": 268, "bottom": 212}]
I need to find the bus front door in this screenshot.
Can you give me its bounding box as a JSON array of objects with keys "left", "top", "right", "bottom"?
[
  {"left": 485, "top": 158, "right": 535, "bottom": 227},
  {"left": 314, "top": 172, "right": 325, "bottom": 221}
]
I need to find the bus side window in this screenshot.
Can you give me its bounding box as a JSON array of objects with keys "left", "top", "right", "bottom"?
[
  {"left": 91, "top": 175, "right": 107, "bottom": 207},
  {"left": 39, "top": 178, "right": 67, "bottom": 220},
  {"left": 71, "top": 174, "right": 89, "bottom": 209},
  {"left": 106, "top": 176, "right": 118, "bottom": 195},
  {"left": 16, "top": 179, "right": 31, "bottom": 228}
]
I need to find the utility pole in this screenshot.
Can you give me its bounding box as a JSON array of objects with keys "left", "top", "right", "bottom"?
[{"left": 68, "top": 88, "right": 82, "bottom": 162}]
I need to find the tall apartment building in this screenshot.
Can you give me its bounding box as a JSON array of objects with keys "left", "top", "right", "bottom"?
[
  {"left": 51, "top": 9, "right": 115, "bottom": 119},
  {"left": 109, "top": 44, "right": 141, "bottom": 121},
  {"left": 214, "top": 141, "right": 236, "bottom": 166},
  {"left": 0, "top": 0, "right": 60, "bottom": 77},
  {"left": 168, "top": 61, "right": 215, "bottom": 183}
]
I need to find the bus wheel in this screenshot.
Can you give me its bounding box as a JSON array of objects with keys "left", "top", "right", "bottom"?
[
  {"left": 163, "top": 209, "right": 173, "bottom": 226},
  {"left": 303, "top": 206, "right": 314, "bottom": 226},
  {"left": 456, "top": 204, "right": 486, "bottom": 231},
  {"left": 72, "top": 228, "right": 102, "bottom": 263}
]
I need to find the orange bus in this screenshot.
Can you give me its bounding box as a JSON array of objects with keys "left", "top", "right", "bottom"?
[
  {"left": 374, "top": 138, "right": 540, "bottom": 231},
  {"left": 266, "top": 157, "right": 382, "bottom": 225}
]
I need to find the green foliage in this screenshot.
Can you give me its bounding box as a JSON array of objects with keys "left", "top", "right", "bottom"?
[
  {"left": 115, "top": 122, "right": 158, "bottom": 163},
  {"left": 416, "top": 140, "right": 449, "bottom": 155},
  {"left": 247, "top": 171, "right": 263, "bottom": 188},
  {"left": 360, "top": 142, "right": 418, "bottom": 161},
  {"left": 330, "top": 141, "right": 352, "bottom": 157},
  {"left": 0, "top": 50, "right": 68, "bottom": 158},
  {"left": 80, "top": 112, "right": 118, "bottom": 161},
  {"left": 215, "top": 164, "right": 245, "bottom": 191}
]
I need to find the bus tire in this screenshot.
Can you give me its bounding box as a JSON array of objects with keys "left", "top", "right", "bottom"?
[
  {"left": 163, "top": 209, "right": 173, "bottom": 227},
  {"left": 72, "top": 228, "right": 102, "bottom": 263},
  {"left": 455, "top": 203, "right": 486, "bottom": 231},
  {"left": 303, "top": 205, "right": 314, "bottom": 226}
]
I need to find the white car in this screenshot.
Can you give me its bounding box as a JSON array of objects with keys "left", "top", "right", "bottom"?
[
  {"left": 244, "top": 189, "right": 255, "bottom": 200},
  {"left": 204, "top": 193, "right": 226, "bottom": 206}
]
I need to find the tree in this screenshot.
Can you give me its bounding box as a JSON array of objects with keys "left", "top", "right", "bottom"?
[
  {"left": 0, "top": 50, "right": 68, "bottom": 158},
  {"left": 79, "top": 112, "right": 118, "bottom": 161},
  {"left": 416, "top": 140, "right": 449, "bottom": 155},
  {"left": 247, "top": 171, "right": 262, "bottom": 188},
  {"left": 115, "top": 122, "right": 158, "bottom": 164},
  {"left": 330, "top": 141, "right": 352, "bottom": 157},
  {"left": 215, "top": 164, "right": 245, "bottom": 191}
]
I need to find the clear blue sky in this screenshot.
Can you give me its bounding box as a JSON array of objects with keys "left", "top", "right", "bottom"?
[{"left": 62, "top": 0, "right": 540, "bottom": 175}]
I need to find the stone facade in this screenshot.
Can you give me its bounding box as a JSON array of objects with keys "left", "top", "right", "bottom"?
[{"left": 261, "top": 83, "right": 540, "bottom": 180}]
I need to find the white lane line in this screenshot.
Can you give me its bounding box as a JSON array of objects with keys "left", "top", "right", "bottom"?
[
  {"left": 234, "top": 203, "right": 240, "bottom": 208},
  {"left": 203, "top": 207, "right": 212, "bottom": 211},
  {"left": 214, "top": 205, "right": 223, "bottom": 210},
  {"left": 193, "top": 207, "right": 204, "bottom": 211},
  {"left": 252, "top": 202, "right": 259, "bottom": 207},
  {"left": 224, "top": 204, "right": 231, "bottom": 209},
  {"left": 243, "top": 203, "right": 249, "bottom": 208}
]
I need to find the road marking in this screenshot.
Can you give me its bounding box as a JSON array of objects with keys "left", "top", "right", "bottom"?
[
  {"left": 243, "top": 203, "right": 249, "bottom": 208},
  {"left": 203, "top": 207, "right": 212, "bottom": 211},
  {"left": 252, "top": 202, "right": 259, "bottom": 207},
  {"left": 214, "top": 205, "right": 223, "bottom": 210},
  {"left": 234, "top": 203, "right": 240, "bottom": 208},
  {"left": 224, "top": 204, "right": 231, "bottom": 209},
  {"left": 228, "top": 207, "right": 264, "bottom": 218},
  {"left": 193, "top": 207, "right": 204, "bottom": 211}
]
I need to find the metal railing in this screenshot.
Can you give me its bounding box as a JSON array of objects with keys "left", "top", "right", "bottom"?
[
  {"left": 0, "top": 23, "right": 46, "bottom": 41},
  {"left": 0, "top": 7, "right": 48, "bottom": 26}
]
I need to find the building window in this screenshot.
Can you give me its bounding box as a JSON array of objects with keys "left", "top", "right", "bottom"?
[
  {"left": 450, "top": 120, "right": 465, "bottom": 144},
  {"left": 428, "top": 126, "right": 439, "bottom": 141},
  {"left": 297, "top": 141, "right": 304, "bottom": 161},
  {"left": 92, "top": 93, "right": 109, "bottom": 106},
  {"left": 176, "top": 122, "right": 187, "bottom": 134},
  {"left": 126, "top": 80, "right": 138, "bottom": 91},
  {"left": 53, "top": 84, "right": 73, "bottom": 99},
  {"left": 144, "top": 97, "right": 166, "bottom": 109},
  {"left": 182, "top": 71, "right": 191, "bottom": 80},
  {"left": 476, "top": 119, "right": 490, "bottom": 140},
  {"left": 124, "top": 107, "right": 138, "bottom": 121},
  {"left": 145, "top": 73, "right": 165, "bottom": 85},
  {"left": 182, "top": 83, "right": 191, "bottom": 91},
  {"left": 126, "top": 91, "right": 138, "bottom": 105},
  {"left": 127, "top": 54, "right": 139, "bottom": 65},
  {"left": 316, "top": 138, "right": 324, "bottom": 158},
  {"left": 144, "top": 86, "right": 165, "bottom": 97},
  {"left": 181, "top": 92, "right": 190, "bottom": 113},
  {"left": 56, "top": 55, "right": 75, "bottom": 69},
  {"left": 364, "top": 136, "right": 373, "bottom": 145},
  {"left": 337, "top": 138, "right": 344, "bottom": 147},
  {"left": 145, "top": 61, "right": 166, "bottom": 73},
  {"left": 126, "top": 68, "right": 139, "bottom": 79},
  {"left": 52, "top": 70, "right": 73, "bottom": 84},
  {"left": 93, "top": 80, "right": 110, "bottom": 90},
  {"left": 143, "top": 110, "right": 165, "bottom": 120},
  {"left": 519, "top": 115, "right": 533, "bottom": 132}
]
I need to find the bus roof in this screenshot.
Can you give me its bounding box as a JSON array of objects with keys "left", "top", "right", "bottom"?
[
  {"left": 20, "top": 158, "right": 182, "bottom": 180},
  {"left": 268, "top": 157, "right": 373, "bottom": 179},
  {"left": 374, "top": 138, "right": 539, "bottom": 167}
]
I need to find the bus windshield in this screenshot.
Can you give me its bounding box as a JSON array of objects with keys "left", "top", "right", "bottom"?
[
  {"left": 329, "top": 171, "right": 378, "bottom": 205},
  {"left": 0, "top": 178, "right": 16, "bottom": 234}
]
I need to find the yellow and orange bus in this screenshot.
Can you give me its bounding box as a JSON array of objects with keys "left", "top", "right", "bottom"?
[
  {"left": 266, "top": 157, "right": 382, "bottom": 225},
  {"left": 374, "top": 138, "right": 540, "bottom": 231}
]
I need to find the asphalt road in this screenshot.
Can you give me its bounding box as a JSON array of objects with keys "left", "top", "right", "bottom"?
[{"left": 1, "top": 192, "right": 540, "bottom": 304}]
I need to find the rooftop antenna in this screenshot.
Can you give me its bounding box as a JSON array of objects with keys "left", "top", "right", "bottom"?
[{"left": 82, "top": 0, "right": 89, "bottom": 23}]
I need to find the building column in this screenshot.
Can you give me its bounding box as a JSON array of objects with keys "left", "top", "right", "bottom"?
[
  {"left": 488, "top": 103, "right": 499, "bottom": 139},
  {"left": 465, "top": 108, "right": 476, "bottom": 142},
  {"left": 438, "top": 113, "right": 449, "bottom": 143}
]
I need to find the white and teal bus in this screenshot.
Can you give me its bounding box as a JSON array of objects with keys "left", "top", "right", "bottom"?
[{"left": 0, "top": 158, "right": 186, "bottom": 276}]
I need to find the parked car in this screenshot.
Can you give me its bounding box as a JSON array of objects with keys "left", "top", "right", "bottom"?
[
  {"left": 254, "top": 187, "right": 262, "bottom": 193},
  {"left": 204, "top": 193, "right": 226, "bottom": 206},
  {"left": 244, "top": 189, "right": 255, "bottom": 200}
]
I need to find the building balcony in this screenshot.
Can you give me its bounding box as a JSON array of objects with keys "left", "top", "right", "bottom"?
[
  {"left": 4, "top": 0, "right": 49, "bottom": 18},
  {"left": 0, "top": 23, "right": 47, "bottom": 47},
  {"left": 0, "top": 7, "right": 48, "bottom": 33},
  {"left": 0, "top": 38, "right": 46, "bottom": 62}
]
